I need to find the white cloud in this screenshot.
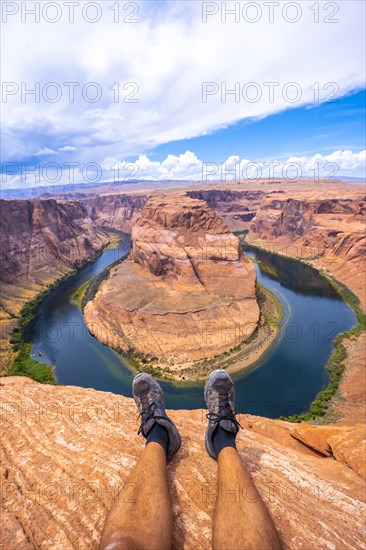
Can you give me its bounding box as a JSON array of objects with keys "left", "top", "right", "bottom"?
[
  {"left": 34, "top": 147, "right": 57, "bottom": 156},
  {"left": 58, "top": 145, "right": 77, "bottom": 152},
  {"left": 1, "top": 1, "right": 365, "bottom": 167},
  {"left": 318, "top": 149, "right": 366, "bottom": 169},
  {"left": 130, "top": 149, "right": 366, "bottom": 181},
  {"left": 286, "top": 150, "right": 366, "bottom": 172},
  {"left": 2, "top": 149, "right": 365, "bottom": 189},
  {"left": 95, "top": 148, "right": 366, "bottom": 183}
]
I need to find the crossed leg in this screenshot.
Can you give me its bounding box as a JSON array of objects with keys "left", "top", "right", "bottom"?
[{"left": 100, "top": 443, "right": 281, "bottom": 550}]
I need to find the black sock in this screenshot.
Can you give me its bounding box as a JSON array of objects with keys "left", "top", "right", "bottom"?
[
  {"left": 213, "top": 425, "right": 237, "bottom": 456},
  {"left": 146, "top": 422, "right": 169, "bottom": 455}
]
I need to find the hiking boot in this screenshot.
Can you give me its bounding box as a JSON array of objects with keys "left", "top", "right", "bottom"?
[
  {"left": 132, "top": 373, "right": 181, "bottom": 458},
  {"left": 204, "top": 369, "right": 241, "bottom": 459}
]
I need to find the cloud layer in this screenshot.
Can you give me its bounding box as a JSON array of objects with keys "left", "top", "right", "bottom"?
[
  {"left": 1, "top": 1, "right": 365, "bottom": 180},
  {"left": 89, "top": 149, "right": 366, "bottom": 181},
  {"left": 3, "top": 149, "right": 365, "bottom": 188}
]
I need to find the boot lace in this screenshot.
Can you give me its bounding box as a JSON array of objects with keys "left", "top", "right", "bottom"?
[
  {"left": 206, "top": 392, "right": 242, "bottom": 430},
  {"left": 136, "top": 395, "right": 173, "bottom": 435}
]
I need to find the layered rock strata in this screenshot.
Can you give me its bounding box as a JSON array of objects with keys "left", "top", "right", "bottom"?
[
  {"left": 1, "top": 376, "right": 365, "bottom": 550},
  {"left": 82, "top": 193, "right": 147, "bottom": 232},
  {"left": 330, "top": 331, "right": 366, "bottom": 425},
  {"left": 84, "top": 194, "right": 259, "bottom": 364},
  {"left": 186, "top": 189, "right": 265, "bottom": 231},
  {"left": 81, "top": 188, "right": 266, "bottom": 233},
  {"left": 0, "top": 198, "right": 112, "bottom": 370},
  {"left": 248, "top": 191, "right": 366, "bottom": 307}
]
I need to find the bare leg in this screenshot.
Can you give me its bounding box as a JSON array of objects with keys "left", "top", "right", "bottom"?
[
  {"left": 100, "top": 442, "right": 172, "bottom": 550},
  {"left": 213, "top": 446, "right": 282, "bottom": 550}
]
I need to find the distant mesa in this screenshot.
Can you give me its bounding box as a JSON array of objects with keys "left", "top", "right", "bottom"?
[{"left": 84, "top": 193, "right": 259, "bottom": 366}]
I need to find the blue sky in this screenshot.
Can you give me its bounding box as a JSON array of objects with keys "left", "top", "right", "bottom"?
[
  {"left": 149, "top": 90, "right": 366, "bottom": 164},
  {"left": 1, "top": 1, "right": 365, "bottom": 186}
]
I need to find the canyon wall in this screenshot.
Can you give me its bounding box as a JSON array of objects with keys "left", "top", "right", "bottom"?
[
  {"left": 82, "top": 193, "right": 147, "bottom": 232},
  {"left": 81, "top": 188, "right": 266, "bottom": 233},
  {"left": 0, "top": 198, "right": 112, "bottom": 369},
  {"left": 1, "top": 376, "right": 365, "bottom": 550},
  {"left": 0, "top": 187, "right": 264, "bottom": 371},
  {"left": 84, "top": 194, "right": 259, "bottom": 367},
  {"left": 2, "top": 183, "right": 364, "bottom": 374},
  {"left": 248, "top": 190, "right": 366, "bottom": 308},
  {"left": 186, "top": 189, "right": 265, "bottom": 231}
]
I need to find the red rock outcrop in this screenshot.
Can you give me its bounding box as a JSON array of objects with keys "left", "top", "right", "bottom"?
[
  {"left": 291, "top": 423, "right": 366, "bottom": 477},
  {"left": 82, "top": 193, "right": 147, "bottom": 232},
  {"left": 248, "top": 190, "right": 366, "bottom": 307},
  {"left": 81, "top": 188, "right": 265, "bottom": 233},
  {"left": 330, "top": 332, "right": 366, "bottom": 425},
  {"left": 84, "top": 194, "right": 259, "bottom": 365},
  {"left": 186, "top": 189, "right": 265, "bottom": 231},
  {"left": 0, "top": 198, "right": 112, "bottom": 370},
  {"left": 1, "top": 376, "right": 365, "bottom": 550},
  {"left": 0, "top": 199, "right": 111, "bottom": 288}
]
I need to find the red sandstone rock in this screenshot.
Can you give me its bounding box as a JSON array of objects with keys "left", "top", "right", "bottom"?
[
  {"left": 84, "top": 194, "right": 259, "bottom": 365},
  {"left": 1, "top": 376, "right": 365, "bottom": 550},
  {"left": 0, "top": 198, "right": 111, "bottom": 306},
  {"left": 291, "top": 423, "right": 366, "bottom": 477},
  {"left": 0, "top": 198, "right": 112, "bottom": 370},
  {"left": 248, "top": 190, "right": 366, "bottom": 307},
  {"left": 82, "top": 193, "right": 147, "bottom": 232},
  {"left": 186, "top": 189, "right": 265, "bottom": 231}
]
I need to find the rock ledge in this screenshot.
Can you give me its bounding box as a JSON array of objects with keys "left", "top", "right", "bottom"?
[{"left": 1, "top": 377, "right": 365, "bottom": 550}]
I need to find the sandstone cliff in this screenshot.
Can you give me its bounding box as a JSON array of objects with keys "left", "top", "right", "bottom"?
[
  {"left": 0, "top": 187, "right": 265, "bottom": 372},
  {"left": 1, "top": 376, "right": 365, "bottom": 549},
  {"left": 84, "top": 194, "right": 259, "bottom": 368},
  {"left": 331, "top": 331, "right": 366, "bottom": 425},
  {"left": 81, "top": 188, "right": 265, "bottom": 233},
  {"left": 186, "top": 189, "right": 265, "bottom": 231},
  {"left": 248, "top": 190, "right": 366, "bottom": 308},
  {"left": 0, "top": 198, "right": 112, "bottom": 369},
  {"left": 82, "top": 193, "right": 147, "bottom": 233}
]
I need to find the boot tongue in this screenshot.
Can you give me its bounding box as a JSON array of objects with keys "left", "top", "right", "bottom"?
[
  {"left": 218, "top": 402, "right": 237, "bottom": 432},
  {"left": 219, "top": 418, "right": 238, "bottom": 432}
]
